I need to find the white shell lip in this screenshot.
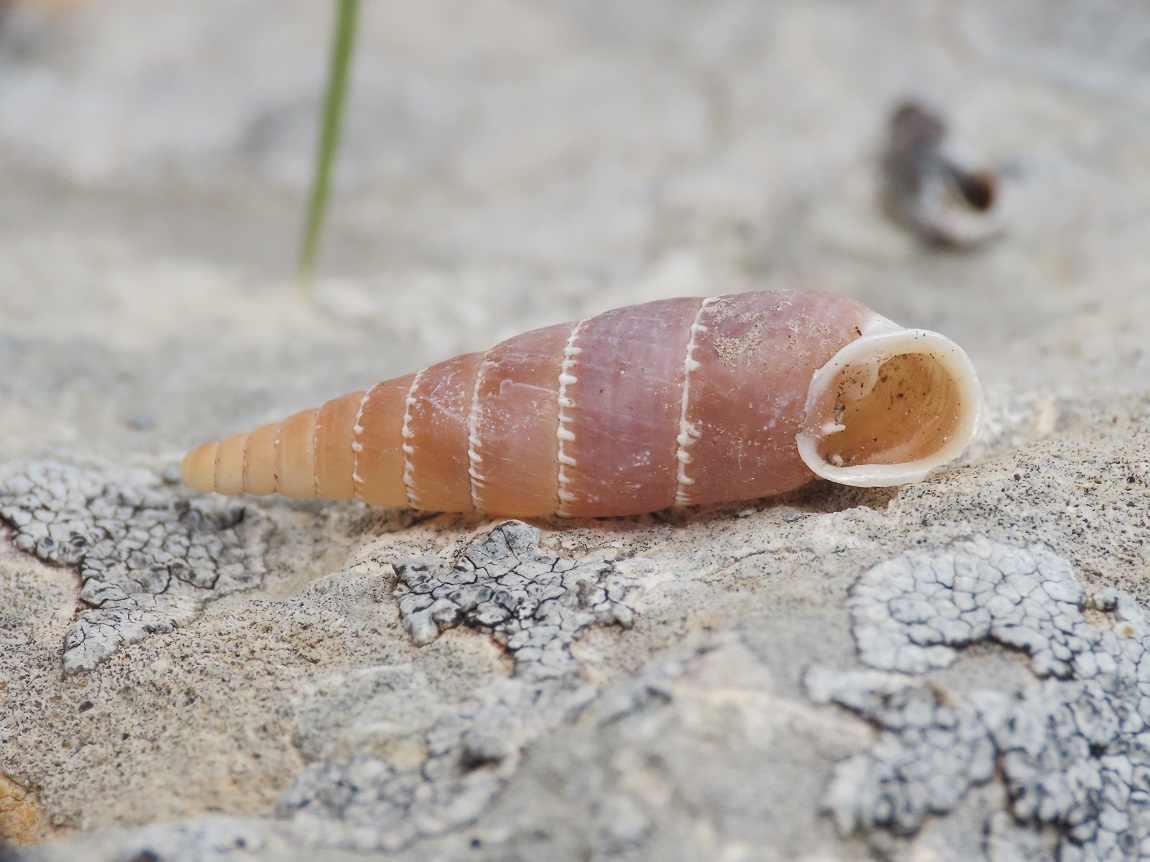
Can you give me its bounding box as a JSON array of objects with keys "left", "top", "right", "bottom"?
[{"left": 796, "top": 321, "right": 983, "bottom": 487}]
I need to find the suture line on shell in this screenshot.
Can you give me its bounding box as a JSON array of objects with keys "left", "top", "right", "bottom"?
[
  {"left": 309, "top": 410, "right": 321, "bottom": 498},
  {"left": 674, "top": 296, "right": 720, "bottom": 507},
  {"left": 400, "top": 369, "right": 426, "bottom": 510},
  {"left": 466, "top": 354, "right": 492, "bottom": 512},
  {"left": 350, "top": 390, "right": 370, "bottom": 493},
  {"left": 555, "top": 319, "right": 586, "bottom": 518}
]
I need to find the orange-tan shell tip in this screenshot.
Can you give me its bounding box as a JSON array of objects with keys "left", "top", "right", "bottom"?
[{"left": 180, "top": 291, "right": 982, "bottom": 517}]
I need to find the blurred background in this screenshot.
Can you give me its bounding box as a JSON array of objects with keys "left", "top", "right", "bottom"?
[{"left": 0, "top": 0, "right": 1147, "bottom": 458}]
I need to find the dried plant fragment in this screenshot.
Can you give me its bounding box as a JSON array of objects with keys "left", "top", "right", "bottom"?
[{"left": 881, "top": 100, "right": 1012, "bottom": 247}]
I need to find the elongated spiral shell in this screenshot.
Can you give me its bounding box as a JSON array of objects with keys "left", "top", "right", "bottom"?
[{"left": 181, "top": 291, "right": 982, "bottom": 517}]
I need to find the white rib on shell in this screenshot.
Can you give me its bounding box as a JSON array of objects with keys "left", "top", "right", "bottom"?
[
  {"left": 555, "top": 319, "right": 587, "bottom": 517},
  {"left": 673, "top": 297, "right": 721, "bottom": 507},
  {"left": 400, "top": 369, "right": 427, "bottom": 509},
  {"left": 349, "top": 389, "right": 371, "bottom": 501},
  {"left": 466, "top": 355, "right": 493, "bottom": 513},
  {"left": 309, "top": 411, "right": 320, "bottom": 497}
]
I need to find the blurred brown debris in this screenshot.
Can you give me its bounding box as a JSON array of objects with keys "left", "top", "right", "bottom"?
[{"left": 881, "top": 99, "right": 1010, "bottom": 248}]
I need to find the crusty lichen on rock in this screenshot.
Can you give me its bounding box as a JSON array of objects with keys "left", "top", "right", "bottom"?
[
  {"left": 277, "top": 520, "right": 640, "bottom": 852},
  {"left": 0, "top": 460, "right": 270, "bottom": 674},
  {"left": 810, "top": 536, "right": 1150, "bottom": 861}
]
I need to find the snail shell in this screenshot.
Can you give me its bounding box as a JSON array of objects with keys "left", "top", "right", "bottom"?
[{"left": 181, "top": 291, "right": 981, "bottom": 518}]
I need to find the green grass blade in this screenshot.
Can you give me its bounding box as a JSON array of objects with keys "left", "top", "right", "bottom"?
[{"left": 298, "top": 0, "right": 360, "bottom": 287}]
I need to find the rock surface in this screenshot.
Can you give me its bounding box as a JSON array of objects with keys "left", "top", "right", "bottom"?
[{"left": 2, "top": 1, "right": 1150, "bottom": 860}]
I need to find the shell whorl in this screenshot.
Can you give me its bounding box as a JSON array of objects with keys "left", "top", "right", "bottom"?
[{"left": 181, "top": 291, "right": 982, "bottom": 517}]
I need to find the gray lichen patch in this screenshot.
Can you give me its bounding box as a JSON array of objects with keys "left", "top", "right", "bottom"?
[
  {"left": 846, "top": 537, "right": 1088, "bottom": 677},
  {"left": 393, "top": 518, "right": 636, "bottom": 677},
  {"left": 0, "top": 460, "right": 270, "bottom": 674},
  {"left": 810, "top": 537, "right": 1150, "bottom": 861},
  {"left": 277, "top": 520, "right": 640, "bottom": 852}
]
